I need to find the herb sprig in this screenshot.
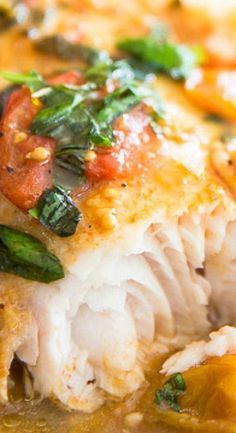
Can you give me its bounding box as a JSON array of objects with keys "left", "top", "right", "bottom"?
[
  {"left": 118, "top": 23, "right": 206, "bottom": 80},
  {"left": 29, "top": 185, "right": 81, "bottom": 237},
  {"left": 35, "top": 35, "right": 109, "bottom": 65},
  {"left": 155, "top": 373, "right": 186, "bottom": 412},
  {"left": 1, "top": 70, "right": 45, "bottom": 92},
  {"left": 0, "top": 51, "right": 163, "bottom": 238},
  {"left": 0, "top": 225, "right": 64, "bottom": 283}
]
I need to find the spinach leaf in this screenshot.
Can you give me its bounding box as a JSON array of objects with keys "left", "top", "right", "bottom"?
[
  {"left": 29, "top": 185, "right": 81, "bottom": 237},
  {"left": 0, "top": 70, "right": 45, "bottom": 92},
  {"left": 117, "top": 37, "right": 205, "bottom": 80},
  {"left": 0, "top": 225, "right": 64, "bottom": 283},
  {"left": 35, "top": 36, "right": 109, "bottom": 65},
  {"left": 155, "top": 373, "right": 186, "bottom": 412}
]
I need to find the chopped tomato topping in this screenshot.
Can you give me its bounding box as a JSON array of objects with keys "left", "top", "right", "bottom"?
[
  {"left": 185, "top": 68, "right": 236, "bottom": 122},
  {"left": 85, "top": 105, "right": 157, "bottom": 182},
  {"left": 47, "top": 70, "right": 84, "bottom": 85},
  {"left": 0, "top": 87, "right": 55, "bottom": 210}
]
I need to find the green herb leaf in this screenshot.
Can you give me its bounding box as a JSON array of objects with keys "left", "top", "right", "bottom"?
[
  {"left": 0, "top": 70, "right": 45, "bottom": 91},
  {"left": 155, "top": 373, "right": 186, "bottom": 412},
  {"left": 0, "top": 225, "right": 64, "bottom": 283},
  {"left": 30, "top": 185, "right": 81, "bottom": 237},
  {"left": 35, "top": 36, "right": 109, "bottom": 65},
  {"left": 32, "top": 101, "right": 94, "bottom": 186},
  {"left": 31, "top": 83, "right": 96, "bottom": 136},
  {"left": 85, "top": 59, "right": 135, "bottom": 86},
  {"left": 2, "top": 54, "right": 163, "bottom": 189},
  {"left": 117, "top": 36, "right": 205, "bottom": 80},
  {"left": 31, "top": 78, "right": 155, "bottom": 170},
  {"left": 90, "top": 86, "right": 142, "bottom": 146}
]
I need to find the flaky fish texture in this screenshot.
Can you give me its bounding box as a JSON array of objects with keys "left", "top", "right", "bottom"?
[
  {"left": 0, "top": 76, "right": 235, "bottom": 412},
  {"left": 162, "top": 326, "right": 236, "bottom": 375}
]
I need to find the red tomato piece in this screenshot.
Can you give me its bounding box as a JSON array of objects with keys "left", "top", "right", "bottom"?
[
  {"left": 47, "top": 70, "right": 84, "bottom": 85},
  {"left": 85, "top": 105, "right": 156, "bottom": 183},
  {"left": 0, "top": 87, "right": 56, "bottom": 210}
]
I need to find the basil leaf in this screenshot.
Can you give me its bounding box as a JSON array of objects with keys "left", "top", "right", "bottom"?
[
  {"left": 0, "top": 55, "right": 164, "bottom": 189},
  {"left": 118, "top": 37, "right": 204, "bottom": 80},
  {"left": 0, "top": 70, "right": 45, "bottom": 91},
  {"left": 155, "top": 373, "right": 186, "bottom": 412},
  {"left": 96, "top": 87, "right": 141, "bottom": 126},
  {"left": 30, "top": 185, "right": 81, "bottom": 237},
  {"left": 85, "top": 59, "right": 135, "bottom": 86},
  {"left": 31, "top": 83, "right": 96, "bottom": 136},
  {"left": 35, "top": 36, "right": 109, "bottom": 65},
  {"left": 0, "top": 225, "right": 64, "bottom": 283},
  {"left": 91, "top": 92, "right": 141, "bottom": 147}
]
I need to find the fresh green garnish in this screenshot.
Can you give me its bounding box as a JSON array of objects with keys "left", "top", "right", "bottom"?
[
  {"left": 1, "top": 54, "right": 163, "bottom": 236},
  {"left": 155, "top": 373, "right": 186, "bottom": 412},
  {"left": 85, "top": 59, "right": 135, "bottom": 86},
  {"left": 89, "top": 84, "right": 145, "bottom": 146},
  {"left": 29, "top": 64, "right": 163, "bottom": 186},
  {"left": 31, "top": 79, "right": 162, "bottom": 153},
  {"left": 0, "top": 70, "right": 45, "bottom": 92},
  {"left": 29, "top": 185, "right": 81, "bottom": 237},
  {"left": 0, "top": 225, "right": 64, "bottom": 283},
  {"left": 117, "top": 24, "right": 206, "bottom": 80},
  {"left": 35, "top": 35, "right": 109, "bottom": 65}
]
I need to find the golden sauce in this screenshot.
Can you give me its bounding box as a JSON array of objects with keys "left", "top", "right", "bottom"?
[
  {"left": 3, "top": 354, "right": 236, "bottom": 433},
  {"left": 0, "top": 356, "right": 177, "bottom": 433}
]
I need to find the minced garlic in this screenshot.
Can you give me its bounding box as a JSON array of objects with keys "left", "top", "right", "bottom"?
[
  {"left": 84, "top": 150, "right": 97, "bottom": 162},
  {"left": 14, "top": 132, "right": 27, "bottom": 143},
  {"left": 26, "top": 147, "right": 50, "bottom": 162}
]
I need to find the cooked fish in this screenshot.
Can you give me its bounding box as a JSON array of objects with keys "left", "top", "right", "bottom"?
[
  {"left": 0, "top": 0, "right": 235, "bottom": 426},
  {"left": 162, "top": 326, "right": 236, "bottom": 375},
  {"left": 0, "top": 69, "right": 235, "bottom": 412}
]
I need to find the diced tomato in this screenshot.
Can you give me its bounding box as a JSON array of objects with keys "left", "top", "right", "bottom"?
[
  {"left": 185, "top": 68, "right": 236, "bottom": 122},
  {"left": 47, "top": 70, "right": 84, "bottom": 85},
  {"left": 85, "top": 105, "right": 157, "bottom": 183},
  {"left": 85, "top": 150, "right": 122, "bottom": 181},
  {"left": 0, "top": 87, "right": 55, "bottom": 210}
]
